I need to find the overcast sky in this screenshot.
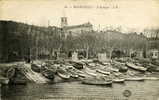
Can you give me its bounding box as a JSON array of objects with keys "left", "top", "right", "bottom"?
[{"left": 0, "top": 0, "right": 159, "bottom": 32}]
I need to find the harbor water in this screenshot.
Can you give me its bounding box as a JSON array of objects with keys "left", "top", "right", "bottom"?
[{"left": 1, "top": 80, "right": 159, "bottom": 100}]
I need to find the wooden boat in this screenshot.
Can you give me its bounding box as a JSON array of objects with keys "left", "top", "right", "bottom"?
[
  {"left": 74, "top": 63, "right": 84, "bottom": 69},
  {"left": 96, "top": 69, "right": 110, "bottom": 75},
  {"left": 78, "top": 73, "right": 87, "bottom": 78},
  {"left": 113, "top": 72, "right": 122, "bottom": 77},
  {"left": 119, "top": 66, "right": 128, "bottom": 72},
  {"left": 113, "top": 79, "right": 125, "bottom": 83},
  {"left": 69, "top": 61, "right": 84, "bottom": 69},
  {"left": 126, "top": 62, "right": 147, "bottom": 72},
  {"left": 0, "top": 77, "right": 9, "bottom": 85},
  {"left": 144, "top": 77, "right": 159, "bottom": 80},
  {"left": 81, "top": 79, "right": 112, "bottom": 86},
  {"left": 74, "top": 70, "right": 87, "bottom": 78},
  {"left": 31, "top": 63, "right": 41, "bottom": 73},
  {"left": 42, "top": 69, "right": 55, "bottom": 80},
  {"left": 85, "top": 67, "right": 97, "bottom": 77},
  {"left": 57, "top": 68, "right": 70, "bottom": 79},
  {"left": 147, "top": 64, "right": 159, "bottom": 72},
  {"left": 125, "top": 77, "right": 144, "bottom": 81},
  {"left": 110, "top": 68, "right": 119, "bottom": 72},
  {"left": 66, "top": 69, "right": 79, "bottom": 78}
]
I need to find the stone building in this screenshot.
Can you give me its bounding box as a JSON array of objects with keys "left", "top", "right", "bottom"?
[
  {"left": 143, "top": 29, "right": 159, "bottom": 39},
  {"left": 60, "top": 17, "right": 93, "bottom": 37}
]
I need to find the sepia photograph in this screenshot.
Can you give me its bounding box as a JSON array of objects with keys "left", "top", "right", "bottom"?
[{"left": 0, "top": 0, "right": 159, "bottom": 100}]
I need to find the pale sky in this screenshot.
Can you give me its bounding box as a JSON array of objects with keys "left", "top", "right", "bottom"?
[{"left": 0, "top": 0, "right": 159, "bottom": 32}]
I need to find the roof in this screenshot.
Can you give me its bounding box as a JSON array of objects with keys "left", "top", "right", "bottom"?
[{"left": 63, "top": 22, "right": 93, "bottom": 30}]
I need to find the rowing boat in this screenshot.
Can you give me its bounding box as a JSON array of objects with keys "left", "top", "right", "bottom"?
[
  {"left": 81, "top": 79, "right": 112, "bottom": 86},
  {"left": 57, "top": 68, "right": 70, "bottom": 79},
  {"left": 125, "top": 77, "right": 144, "bottom": 81},
  {"left": 113, "top": 78, "right": 125, "bottom": 83},
  {"left": 96, "top": 69, "right": 110, "bottom": 75},
  {"left": 126, "top": 62, "right": 147, "bottom": 72}
]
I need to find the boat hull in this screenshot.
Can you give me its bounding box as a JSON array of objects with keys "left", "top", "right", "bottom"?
[
  {"left": 113, "top": 79, "right": 125, "bottom": 83},
  {"left": 125, "top": 77, "right": 144, "bottom": 81},
  {"left": 81, "top": 79, "right": 112, "bottom": 86},
  {"left": 126, "top": 63, "right": 147, "bottom": 72}
]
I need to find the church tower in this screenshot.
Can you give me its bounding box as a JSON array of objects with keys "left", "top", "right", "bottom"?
[{"left": 61, "top": 17, "right": 68, "bottom": 28}]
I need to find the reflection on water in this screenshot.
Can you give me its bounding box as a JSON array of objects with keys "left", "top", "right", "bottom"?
[{"left": 1, "top": 80, "right": 159, "bottom": 100}]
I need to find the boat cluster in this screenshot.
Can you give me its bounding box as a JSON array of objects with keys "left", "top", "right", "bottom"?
[{"left": 0, "top": 58, "right": 159, "bottom": 86}]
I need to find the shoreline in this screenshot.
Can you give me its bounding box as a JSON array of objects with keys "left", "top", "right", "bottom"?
[{"left": 0, "top": 59, "right": 159, "bottom": 85}]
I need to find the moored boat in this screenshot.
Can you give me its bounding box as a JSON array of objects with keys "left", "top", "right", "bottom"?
[
  {"left": 147, "top": 64, "right": 159, "bottom": 72},
  {"left": 143, "top": 77, "right": 159, "bottom": 80},
  {"left": 126, "top": 62, "right": 147, "bottom": 72},
  {"left": 0, "top": 77, "right": 9, "bottom": 85},
  {"left": 113, "top": 78, "right": 125, "bottom": 83},
  {"left": 31, "top": 63, "right": 41, "bottom": 73},
  {"left": 42, "top": 69, "right": 55, "bottom": 80},
  {"left": 96, "top": 69, "right": 110, "bottom": 75},
  {"left": 125, "top": 77, "right": 144, "bottom": 81},
  {"left": 78, "top": 73, "right": 87, "bottom": 78},
  {"left": 119, "top": 66, "right": 128, "bottom": 72},
  {"left": 81, "top": 79, "right": 112, "bottom": 86},
  {"left": 57, "top": 68, "right": 70, "bottom": 79},
  {"left": 69, "top": 61, "right": 84, "bottom": 69},
  {"left": 66, "top": 69, "right": 79, "bottom": 78},
  {"left": 84, "top": 67, "right": 97, "bottom": 77}
]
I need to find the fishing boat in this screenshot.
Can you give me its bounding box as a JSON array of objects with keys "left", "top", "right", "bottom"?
[
  {"left": 81, "top": 79, "right": 112, "bottom": 86},
  {"left": 113, "top": 78, "right": 125, "bottom": 83},
  {"left": 126, "top": 62, "right": 147, "bottom": 72},
  {"left": 31, "top": 63, "right": 41, "bottom": 73},
  {"left": 0, "top": 77, "right": 9, "bottom": 85},
  {"left": 96, "top": 69, "right": 110, "bottom": 75},
  {"left": 147, "top": 64, "right": 159, "bottom": 72},
  {"left": 119, "top": 66, "right": 128, "bottom": 72},
  {"left": 85, "top": 67, "right": 97, "bottom": 77},
  {"left": 66, "top": 69, "right": 79, "bottom": 78},
  {"left": 144, "top": 77, "right": 159, "bottom": 80},
  {"left": 42, "top": 69, "right": 55, "bottom": 80},
  {"left": 69, "top": 61, "right": 84, "bottom": 69},
  {"left": 78, "top": 73, "right": 87, "bottom": 78},
  {"left": 110, "top": 68, "right": 119, "bottom": 72},
  {"left": 125, "top": 77, "right": 144, "bottom": 81},
  {"left": 57, "top": 68, "right": 70, "bottom": 79},
  {"left": 74, "top": 70, "right": 87, "bottom": 78}
]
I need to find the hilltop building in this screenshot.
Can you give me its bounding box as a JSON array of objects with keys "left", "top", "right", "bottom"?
[{"left": 60, "top": 17, "right": 93, "bottom": 37}]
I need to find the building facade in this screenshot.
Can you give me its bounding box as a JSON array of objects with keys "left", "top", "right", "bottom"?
[{"left": 60, "top": 17, "right": 93, "bottom": 37}]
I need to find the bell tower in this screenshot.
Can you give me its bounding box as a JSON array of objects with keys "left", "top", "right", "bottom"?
[{"left": 61, "top": 17, "right": 68, "bottom": 28}]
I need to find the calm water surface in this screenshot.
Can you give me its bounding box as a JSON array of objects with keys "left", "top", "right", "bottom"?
[{"left": 1, "top": 80, "right": 159, "bottom": 100}]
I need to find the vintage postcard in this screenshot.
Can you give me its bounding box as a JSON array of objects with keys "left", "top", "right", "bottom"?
[{"left": 0, "top": 0, "right": 159, "bottom": 100}]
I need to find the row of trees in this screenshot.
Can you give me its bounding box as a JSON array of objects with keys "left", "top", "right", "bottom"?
[
  {"left": 0, "top": 21, "right": 150, "bottom": 61},
  {"left": 62, "top": 30, "right": 148, "bottom": 58}
]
